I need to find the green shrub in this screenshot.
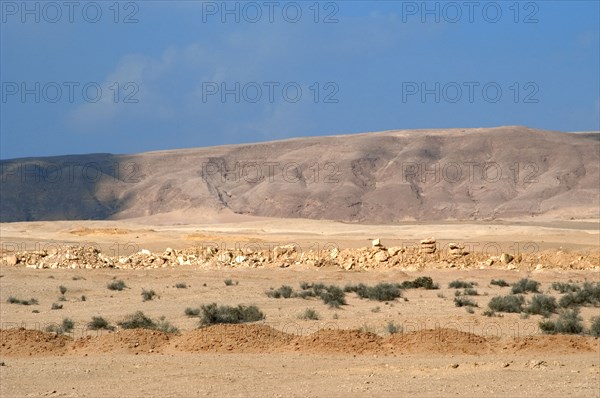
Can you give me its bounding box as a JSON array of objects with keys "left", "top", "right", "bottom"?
[
  {"left": 488, "top": 295, "right": 525, "bottom": 313},
  {"left": 51, "top": 303, "right": 63, "bottom": 310},
  {"left": 298, "top": 308, "right": 320, "bottom": 320},
  {"left": 490, "top": 279, "right": 510, "bottom": 287},
  {"left": 185, "top": 307, "right": 201, "bottom": 317},
  {"left": 88, "top": 316, "right": 114, "bottom": 331},
  {"left": 449, "top": 280, "right": 476, "bottom": 289},
  {"left": 61, "top": 318, "right": 75, "bottom": 333},
  {"left": 590, "top": 316, "right": 600, "bottom": 337},
  {"left": 175, "top": 283, "right": 187, "bottom": 289},
  {"left": 551, "top": 282, "right": 580, "bottom": 293},
  {"left": 511, "top": 278, "right": 540, "bottom": 294},
  {"left": 116, "top": 312, "right": 178, "bottom": 333},
  {"left": 463, "top": 288, "right": 479, "bottom": 296},
  {"left": 387, "top": 321, "right": 402, "bottom": 334},
  {"left": 483, "top": 309, "right": 497, "bottom": 317},
  {"left": 155, "top": 316, "right": 179, "bottom": 333},
  {"left": 558, "top": 282, "right": 600, "bottom": 308},
  {"left": 297, "top": 290, "right": 316, "bottom": 299},
  {"left": 400, "top": 276, "right": 438, "bottom": 290},
  {"left": 319, "top": 285, "right": 346, "bottom": 308},
  {"left": 359, "top": 283, "right": 402, "bottom": 301},
  {"left": 7, "top": 297, "right": 38, "bottom": 305},
  {"left": 526, "top": 294, "right": 557, "bottom": 317},
  {"left": 539, "top": 309, "right": 583, "bottom": 334},
  {"left": 265, "top": 285, "right": 294, "bottom": 299},
  {"left": 141, "top": 289, "right": 157, "bottom": 301},
  {"left": 454, "top": 297, "right": 477, "bottom": 307},
  {"left": 199, "top": 303, "right": 265, "bottom": 325},
  {"left": 107, "top": 280, "right": 127, "bottom": 291},
  {"left": 118, "top": 311, "right": 157, "bottom": 329},
  {"left": 300, "top": 282, "right": 312, "bottom": 290}
]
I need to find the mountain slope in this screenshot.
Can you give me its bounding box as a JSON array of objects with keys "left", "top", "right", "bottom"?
[{"left": 1, "top": 126, "right": 598, "bottom": 223}]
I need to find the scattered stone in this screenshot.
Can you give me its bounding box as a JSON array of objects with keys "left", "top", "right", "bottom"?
[
  {"left": 500, "top": 253, "right": 514, "bottom": 264},
  {"left": 371, "top": 239, "right": 382, "bottom": 248}
]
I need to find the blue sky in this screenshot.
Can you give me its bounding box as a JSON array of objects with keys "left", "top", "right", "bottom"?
[{"left": 1, "top": 0, "right": 598, "bottom": 159}]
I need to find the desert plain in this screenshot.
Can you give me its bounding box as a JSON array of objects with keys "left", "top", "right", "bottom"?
[{"left": 1, "top": 216, "right": 599, "bottom": 398}]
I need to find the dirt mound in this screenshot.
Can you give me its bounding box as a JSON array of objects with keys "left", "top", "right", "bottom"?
[
  {"left": 388, "top": 328, "right": 496, "bottom": 355},
  {"left": 296, "top": 329, "right": 384, "bottom": 354},
  {"left": 0, "top": 328, "right": 71, "bottom": 357},
  {"left": 71, "top": 329, "right": 172, "bottom": 355},
  {"left": 1, "top": 327, "right": 599, "bottom": 357},
  {"left": 505, "top": 335, "right": 600, "bottom": 354},
  {"left": 173, "top": 324, "right": 294, "bottom": 353}
]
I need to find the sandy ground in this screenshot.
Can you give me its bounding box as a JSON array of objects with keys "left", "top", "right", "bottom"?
[{"left": 1, "top": 218, "right": 599, "bottom": 397}]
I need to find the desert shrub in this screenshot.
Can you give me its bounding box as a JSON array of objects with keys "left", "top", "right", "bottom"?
[
  {"left": 7, "top": 297, "right": 38, "bottom": 305},
  {"left": 184, "top": 307, "right": 201, "bottom": 317},
  {"left": 58, "top": 295, "right": 67, "bottom": 302},
  {"left": 199, "top": 303, "right": 265, "bottom": 325},
  {"left": 265, "top": 285, "right": 294, "bottom": 299},
  {"left": 463, "top": 288, "right": 479, "bottom": 296},
  {"left": 297, "top": 290, "right": 316, "bottom": 299},
  {"left": 107, "top": 280, "right": 127, "bottom": 291},
  {"left": 155, "top": 317, "right": 179, "bottom": 333},
  {"left": 526, "top": 294, "right": 557, "bottom": 317},
  {"left": 311, "top": 283, "right": 327, "bottom": 296},
  {"left": 490, "top": 279, "right": 510, "bottom": 287},
  {"left": 61, "top": 318, "right": 75, "bottom": 333},
  {"left": 224, "top": 279, "right": 235, "bottom": 286},
  {"left": 88, "top": 316, "right": 114, "bottom": 331},
  {"left": 387, "top": 321, "right": 402, "bottom": 334},
  {"left": 511, "top": 278, "right": 540, "bottom": 294},
  {"left": 539, "top": 309, "right": 584, "bottom": 335},
  {"left": 72, "top": 276, "right": 86, "bottom": 281},
  {"left": 59, "top": 286, "right": 67, "bottom": 295},
  {"left": 300, "top": 282, "right": 312, "bottom": 290},
  {"left": 488, "top": 295, "right": 525, "bottom": 313},
  {"left": 319, "top": 285, "right": 346, "bottom": 308},
  {"left": 400, "top": 276, "right": 438, "bottom": 290},
  {"left": 454, "top": 297, "right": 478, "bottom": 307},
  {"left": 590, "top": 316, "right": 600, "bottom": 337},
  {"left": 175, "top": 283, "right": 187, "bottom": 289},
  {"left": 81, "top": 295, "right": 87, "bottom": 302},
  {"left": 551, "top": 282, "right": 580, "bottom": 293},
  {"left": 371, "top": 306, "right": 381, "bottom": 313},
  {"left": 141, "top": 289, "right": 157, "bottom": 301},
  {"left": 558, "top": 282, "right": 600, "bottom": 308},
  {"left": 346, "top": 283, "right": 402, "bottom": 301},
  {"left": 298, "top": 308, "right": 320, "bottom": 320},
  {"left": 449, "top": 280, "right": 476, "bottom": 289},
  {"left": 359, "top": 283, "right": 402, "bottom": 301},
  {"left": 51, "top": 303, "right": 63, "bottom": 310},
  {"left": 117, "top": 312, "right": 178, "bottom": 333},
  {"left": 118, "top": 311, "right": 156, "bottom": 330},
  {"left": 466, "top": 306, "right": 475, "bottom": 314},
  {"left": 483, "top": 309, "right": 497, "bottom": 317}
]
